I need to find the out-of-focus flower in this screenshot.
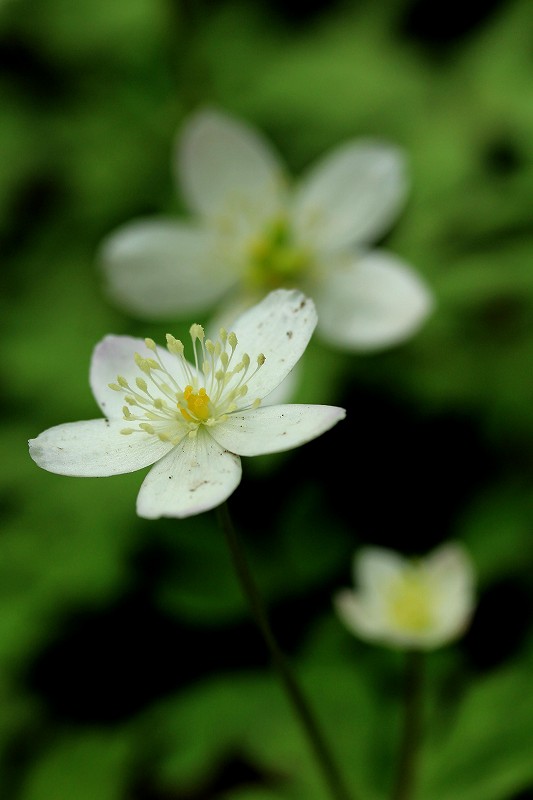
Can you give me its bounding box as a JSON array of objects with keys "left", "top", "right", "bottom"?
[
  {"left": 334, "top": 543, "right": 475, "bottom": 650},
  {"left": 100, "top": 107, "right": 434, "bottom": 352},
  {"left": 29, "top": 289, "right": 346, "bottom": 519}
]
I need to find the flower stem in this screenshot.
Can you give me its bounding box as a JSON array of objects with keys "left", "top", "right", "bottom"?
[
  {"left": 391, "top": 649, "right": 424, "bottom": 800},
  {"left": 217, "top": 501, "right": 354, "bottom": 800}
]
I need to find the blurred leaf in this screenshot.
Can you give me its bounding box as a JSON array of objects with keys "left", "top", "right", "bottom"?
[
  {"left": 455, "top": 483, "right": 533, "bottom": 586},
  {"left": 21, "top": 729, "right": 132, "bottom": 800},
  {"left": 421, "top": 657, "right": 533, "bottom": 800}
]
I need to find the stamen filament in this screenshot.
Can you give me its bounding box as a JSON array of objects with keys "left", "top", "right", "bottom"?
[{"left": 114, "top": 326, "right": 266, "bottom": 442}]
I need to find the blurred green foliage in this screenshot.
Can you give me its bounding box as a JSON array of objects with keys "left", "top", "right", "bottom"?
[{"left": 4, "top": 0, "right": 533, "bottom": 797}]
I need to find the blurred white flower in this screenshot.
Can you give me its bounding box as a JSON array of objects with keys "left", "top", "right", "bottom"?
[
  {"left": 100, "top": 107, "right": 434, "bottom": 352},
  {"left": 29, "top": 289, "right": 345, "bottom": 519},
  {"left": 334, "top": 542, "right": 475, "bottom": 650}
]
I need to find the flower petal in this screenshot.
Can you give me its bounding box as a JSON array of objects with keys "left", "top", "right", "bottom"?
[
  {"left": 316, "top": 250, "right": 434, "bottom": 351},
  {"left": 355, "top": 547, "right": 406, "bottom": 596},
  {"left": 90, "top": 335, "right": 145, "bottom": 418},
  {"left": 136, "top": 429, "right": 242, "bottom": 518},
  {"left": 334, "top": 590, "right": 388, "bottom": 642},
  {"left": 427, "top": 543, "right": 476, "bottom": 641},
  {"left": 98, "top": 218, "right": 234, "bottom": 319},
  {"left": 260, "top": 362, "right": 302, "bottom": 405},
  {"left": 206, "top": 294, "right": 304, "bottom": 404},
  {"left": 29, "top": 419, "right": 172, "bottom": 476},
  {"left": 210, "top": 404, "right": 346, "bottom": 456},
  {"left": 292, "top": 139, "right": 408, "bottom": 250},
  {"left": 346, "top": 548, "right": 408, "bottom": 635},
  {"left": 177, "top": 107, "right": 286, "bottom": 222},
  {"left": 90, "top": 335, "right": 196, "bottom": 418},
  {"left": 230, "top": 288, "right": 317, "bottom": 401}
]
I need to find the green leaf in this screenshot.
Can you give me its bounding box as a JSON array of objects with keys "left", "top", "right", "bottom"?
[
  {"left": 421, "top": 659, "right": 533, "bottom": 800},
  {"left": 21, "top": 730, "right": 132, "bottom": 800}
]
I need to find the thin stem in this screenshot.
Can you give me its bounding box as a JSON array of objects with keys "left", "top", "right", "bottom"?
[
  {"left": 217, "top": 501, "right": 354, "bottom": 800},
  {"left": 391, "top": 649, "right": 424, "bottom": 800}
]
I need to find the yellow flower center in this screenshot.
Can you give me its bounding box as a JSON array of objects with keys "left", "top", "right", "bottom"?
[
  {"left": 387, "top": 570, "right": 433, "bottom": 633},
  {"left": 108, "top": 325, "right": 265, "bottom": 446},
  {"left": 247, "top": 218, "right": 310, "bottom": 291},
  {"left": 180, "top": 385, "right": 211, "bottom": 422}
]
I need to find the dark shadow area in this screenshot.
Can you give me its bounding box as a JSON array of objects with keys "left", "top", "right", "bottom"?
[
  {"left": 311, "top": 383, "right": 498, "bottom": 553},
  {"left": 398, "top": 0, "right": 508, "bottom": 55},
  {"left": 462, "top": 577, "right": 533, "bottom": 671}
]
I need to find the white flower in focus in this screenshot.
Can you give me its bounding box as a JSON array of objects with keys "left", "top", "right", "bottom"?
[
  {"left": 334, "top": 543, "right": 475, "bottom": 650},
  {"left": 29, "top": 289, "right": 346, "bottom": 519},
  {"left": 100, "top": 107, "right": 434, "bottom": 352}
]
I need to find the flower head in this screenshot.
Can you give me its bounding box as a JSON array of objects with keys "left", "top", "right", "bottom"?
[
  {"left": 29, "top": 289, "right": 346, "bottom": 519},
  {"left": 334, "top": 543, "right": 475, "bottom": 650},
  {"left": 100, "top": 107, "right": 434, "bottom": 352}
]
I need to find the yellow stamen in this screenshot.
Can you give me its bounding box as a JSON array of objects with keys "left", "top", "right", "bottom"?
[{"left": 114, "top": 322, "right": 266, "bottom": 441}]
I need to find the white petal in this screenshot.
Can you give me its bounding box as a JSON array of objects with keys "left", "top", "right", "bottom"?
[
  {"left": 98, "top": 218, "right": 234, "bottom": 318},
  {"left": 426, "top": 543, "right": 476, "bottom": 595},
  {"left": 206, "top": 289, "right": 262, "bottom": 339},
  {"left": 229, "top": 288, "right": 317, "bottom": 400},
  {"left": 355, "top": 547, "right": 406, "bottom": 596},
  {"left": 334, "top": 589, "right": 388, "bottom": 642},
  {"left": 90, "top": 335, "right": 195, "bottom": 418},
  {"left": 293, "top": 139, "right": 408, "bottom": 250},
  {"left": 177, "top": 107, "right": 286, "bottom": 222},
  {"left": 316, "top": 250, "right": 434, "bottom": 351},
  {"left": 206, "top": 293, "right": 304, "bottom": 404},
  {"left": 427, "top": 543, "right": 476, "bottom": 642},
  {"left": 260, "top": 362, "right": 302, "bottom": 404},
  {"left": 136, "top": 429, "right": 242, "bottom": 519},
  {"left": 90, "top": 335, "right": 145, "bottom": 417},
  {"left": 29, "top": 419, "right": 172, "bottom": 476},
  {"left": 210, "top": 404, "right": 346, "bottom": 456}
]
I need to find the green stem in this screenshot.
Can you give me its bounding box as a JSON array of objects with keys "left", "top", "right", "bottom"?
[
  {"left": 217, "top": 501, "right": 354, "bottom": 800},
  {"left": 391, "top": 649, "right": 424, "bottom": 800}
]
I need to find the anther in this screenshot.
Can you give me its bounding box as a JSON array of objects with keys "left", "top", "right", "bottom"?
[
  {"left": 190, "top": 323, "right": 204, "bottom": 341},
  {"left": 166, "top": 334, "right": 184, "bottom": 356}
]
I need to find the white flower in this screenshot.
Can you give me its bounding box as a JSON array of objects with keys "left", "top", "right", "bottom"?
[
  {"left": 99, "top": 107, "right": 434, "bottom": 352},
  {"left": 334, "top": 543, "right": 475, "bottom": 650},
  {"left": 29, "top": 289, "right": 346, "bottom": 519}
]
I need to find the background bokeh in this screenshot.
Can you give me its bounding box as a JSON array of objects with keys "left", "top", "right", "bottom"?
[{"left": 3, "top": 0, "right": 533, "bottom": 797}]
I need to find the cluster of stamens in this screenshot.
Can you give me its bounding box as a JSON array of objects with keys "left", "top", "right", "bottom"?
[
  {"left": 109, "top": 325, "right": 265, "bottom": 445},
  {"left": 247, "top": 217, "right": 310, "bottom": 291},
  {"left": 387, "top": 568, "right": 433, "bottom": 633}
]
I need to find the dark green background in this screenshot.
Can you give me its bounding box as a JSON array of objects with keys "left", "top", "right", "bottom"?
[{"left": 3, "top": 0, "right": 533, "bottom": 797}]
